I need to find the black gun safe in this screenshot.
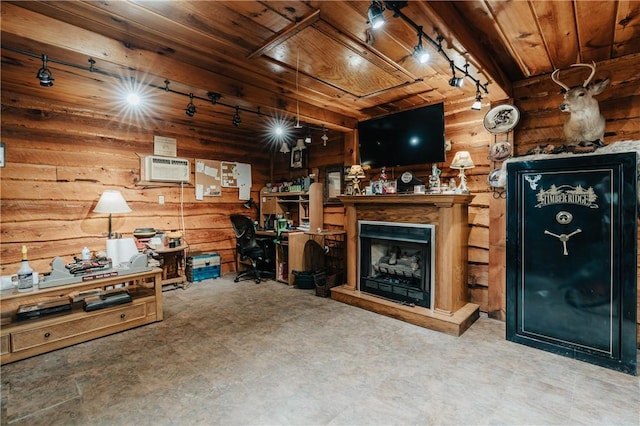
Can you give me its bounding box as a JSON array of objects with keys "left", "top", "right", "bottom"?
[{"left": 506, "top": 152, "right": 637, "bottom": 375}]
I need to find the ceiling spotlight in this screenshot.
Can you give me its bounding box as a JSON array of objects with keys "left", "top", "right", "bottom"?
[
  {"left": 413, "top": 30, "right": 429, "bottom": 64},
  {"left": 449, "top": 63, "right": 464, "bottom": 87},
  {"left": 471, "top": 83, "right": 483, "bottom": 110},
  {"left": 449, "top": 76, "right": 464, "bottom": 88},
  {"left": 36, "top": 54, "right": 54, "bottom": 87},
  {"left": 127, "top": 92, "right": 140, "bottom": 106},
  {"left": 208, "top": 92, "right": 221, "bottom": 104},
  {"left": 185, "top": 93, "right": 196, "bottom": 117},
  {"left": 232, "top": 106, "right": 241, "bottom": 127},
  {"left": 279, "top": 142, "right": 290, "bottom": 154},
  {"left": 414, "top": 44, "right": 429, "bottom": 64},
  {"left": 125, "top": 76, "right": 140, "bottom": 106},
  {"left": 367, "top": 1, "right": 385, "bottom": 29}
]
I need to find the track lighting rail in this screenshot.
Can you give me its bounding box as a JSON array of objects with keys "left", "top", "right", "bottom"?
[
  {"left": 3, "top": 45, "right": 328, "bottom": 132},
  {"left": 376, "top": 1, "right": 489, "bottom": 95}
]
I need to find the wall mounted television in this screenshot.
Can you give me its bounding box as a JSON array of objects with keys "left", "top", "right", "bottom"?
[{"left": 357, "top": 102, "right": 446, "bottom": 169}]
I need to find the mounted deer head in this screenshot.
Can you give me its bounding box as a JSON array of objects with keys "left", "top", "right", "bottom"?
[{"left": 551, "top": 62, "right": 609, "bottom": 145}]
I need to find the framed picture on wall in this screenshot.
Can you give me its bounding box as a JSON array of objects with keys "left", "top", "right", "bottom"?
[
  {"left": 324, "top": 165, "right": 345, "bottom": 204},
  {"left": 290, "top": 146, "right": 305, "bottom": 169}
]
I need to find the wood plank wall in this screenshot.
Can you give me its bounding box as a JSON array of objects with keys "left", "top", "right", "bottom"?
[
  {"left": 0, "top": 90, "right": 275, "bottom": 277},
  {"left": 1, "top": 86, "right": 493, "bottom": 306},
  {"left": 4, "top": 54, "right": 635, "bottom": 321},
  {"left": 513, "top": 53, "right": 640, "bottom": 155},
  {"left": 269, "top": 105, "right": 495, "bottom": 311},
  {"left": 487, "top": 53, "right": 640, "bottom": 322}
]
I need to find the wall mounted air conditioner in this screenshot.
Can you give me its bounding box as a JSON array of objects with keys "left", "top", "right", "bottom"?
[{"left": 144, "top": 155, "right": 190, "bottom": 183}]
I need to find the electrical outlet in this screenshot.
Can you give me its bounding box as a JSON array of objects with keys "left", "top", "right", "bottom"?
[
  {"left": 445, "top": 140, "right": 452, "bottom": 151},
  {"left": 159, "top": 195, "right": 165, "bottom": 205}
]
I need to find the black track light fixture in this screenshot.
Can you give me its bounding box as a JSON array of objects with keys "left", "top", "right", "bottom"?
[
  {"left": 413, "top": 27, "right": 429, "bottom": 64},
  {"left": 232, "top": 106, "right": 242, "bottom": 127},
  {"left": 208, "top": 92, "right": 221, "bottom": 104},
  {"left": 9, "top": 46, "right": 333, "bottom": 137},
  {"left": 185, "top": 93, "right": 196, "bottom": 117},
  {"left": 471, "top": 82, "right": 483, "bottom": 110},
  {"left": 449, "top": 76, "right": 464, "bottom": 88},
  {"left": 365, "top": 2, "right": 489, "bottom": 95},
  {"left": 36, "top": 54, "right": 54, "bottom": 87},
  {"left": 449, "top": 63, "right": 464, "bottom": 87},
  {"left": 367, "top": 1, "right": 385, "bottom": 29}
]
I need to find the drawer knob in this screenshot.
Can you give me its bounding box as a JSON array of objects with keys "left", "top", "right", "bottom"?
[
  {"left": 44, "top": 332, "right": 51, "bottom": 338},
  {"left": 120, "top": 313, "right": 126, "bottom": 319}
]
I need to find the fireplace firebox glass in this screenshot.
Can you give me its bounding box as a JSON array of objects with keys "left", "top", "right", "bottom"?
[{"left": 359, "top": 221, "right": 435, "bottom": 308}]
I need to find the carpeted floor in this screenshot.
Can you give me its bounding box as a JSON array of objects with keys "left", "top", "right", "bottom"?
[{"left": 1, "top": 275, "right": 639, "bottom": 425}]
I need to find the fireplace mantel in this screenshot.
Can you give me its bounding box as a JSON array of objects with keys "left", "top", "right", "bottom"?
[{"left": 332, "top": 193, "right": 479, "bottom": 336}]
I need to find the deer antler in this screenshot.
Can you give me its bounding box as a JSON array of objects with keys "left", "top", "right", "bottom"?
[
  {"left": 570, "top": 61, "right": 597, "bottom": 87},
  {"left": 551, "top": 69, "right": 570, "bottom": 92}
]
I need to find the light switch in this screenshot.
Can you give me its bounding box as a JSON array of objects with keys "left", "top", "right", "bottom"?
[{"left": 159, "top": 195, "right": 165, "bottom": 205}]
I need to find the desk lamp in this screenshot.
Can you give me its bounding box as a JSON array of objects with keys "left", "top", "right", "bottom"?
[
  {"left": 346, "top": 165, "right": 366, "bottom": 195},
  {"left": 450, "top": 151, "right": 475, "bottom": 194},
  {"left": 93, "top": 190, "right": 132, "bottom": 238},
  {"left": 243, "top": 198, "right": 256, "bottom": 210}
]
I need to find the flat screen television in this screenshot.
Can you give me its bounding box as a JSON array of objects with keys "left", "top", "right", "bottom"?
[{"left": 358, "top": 102, "right": 446, "bottom": 169}]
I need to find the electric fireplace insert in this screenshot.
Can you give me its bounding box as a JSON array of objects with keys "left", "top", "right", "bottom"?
[{"left": 358, "top": 221, "right": 435, "bottom": 308}]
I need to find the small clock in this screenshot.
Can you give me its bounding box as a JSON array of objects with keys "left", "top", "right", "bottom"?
[{"left": 401, "top": 171, "right": 413, "bottom": 184}]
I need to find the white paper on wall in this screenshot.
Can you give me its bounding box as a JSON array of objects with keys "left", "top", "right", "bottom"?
[{"left": 236, "top": 162, "right": 252, "bottom": 200}]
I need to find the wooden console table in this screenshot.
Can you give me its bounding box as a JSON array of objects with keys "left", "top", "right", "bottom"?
[
  {"left": 332, "top": 193, "right": 479, "bottom": 336},
  {"left": 0, "top": 267, "right": 163, "bottom": 364}
]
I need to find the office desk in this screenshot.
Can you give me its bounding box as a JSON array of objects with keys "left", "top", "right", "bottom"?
[
  {"left": 256, "top": 229, "right": 299, "bottom": 284},
  {"left": 256, "top": 229, "right": 345, "bottom": 286}
]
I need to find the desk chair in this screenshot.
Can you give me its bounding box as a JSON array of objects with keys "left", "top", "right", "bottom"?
[{"left": 230, "top": 214, "right": 273, "bottom": 284}]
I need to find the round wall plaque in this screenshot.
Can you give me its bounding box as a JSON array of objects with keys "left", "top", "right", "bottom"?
[{"left": 483, "top": 104, "right": 520, "bottom": 134}]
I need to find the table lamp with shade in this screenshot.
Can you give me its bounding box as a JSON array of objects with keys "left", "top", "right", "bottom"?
[
  {"left": 93, "top": 190, "right": 132, "bottom": 238},
  {"left": 450, "top": 151, "right": 475, "bottom": 194}
]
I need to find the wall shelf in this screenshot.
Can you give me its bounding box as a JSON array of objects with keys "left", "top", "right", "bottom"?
[{"left": 259, "top": 183, "right": 323, "bottom": 231}]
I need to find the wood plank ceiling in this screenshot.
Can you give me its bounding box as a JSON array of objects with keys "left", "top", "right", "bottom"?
[{"left": 2, "top": 1, "right": 639, "bottom": 142}]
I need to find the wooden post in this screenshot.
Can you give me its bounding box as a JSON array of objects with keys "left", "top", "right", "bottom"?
[
  {"left": 344, "top": 203, "right": 358, "bottom": 290},
  {"left": 488, "top": 196, "right": 506, "bottom": 320}
]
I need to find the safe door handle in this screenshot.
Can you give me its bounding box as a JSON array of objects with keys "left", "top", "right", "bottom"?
[{"left": 544, "top": 228, "right": 582, "bottom": 255}]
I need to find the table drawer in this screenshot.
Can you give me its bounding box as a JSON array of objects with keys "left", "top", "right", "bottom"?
[
  {"left": 11, "top": 303, "right": 146, "bottom": 352},
  {"left": 1, "top": 335, "right": 9, "bottom": 355}
]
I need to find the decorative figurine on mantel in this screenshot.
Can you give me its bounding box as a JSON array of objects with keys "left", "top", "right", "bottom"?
[
  {"left": 428, "top": 163, "right": 441, "bottom": 193},
  {"left": 346, "top": 164, "right": 366, "bottom": 195},
  {"left": 380, "top": 167, "right": 388, "bottom": 183}
]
